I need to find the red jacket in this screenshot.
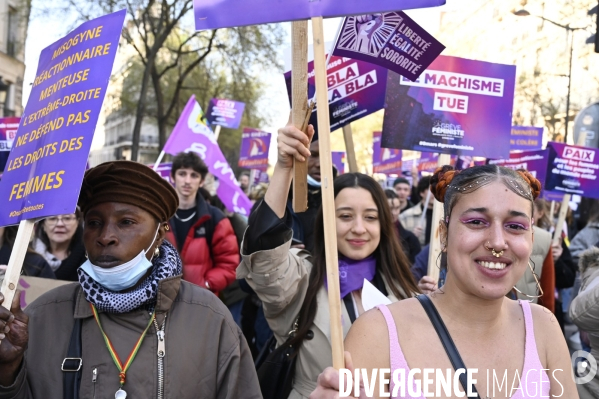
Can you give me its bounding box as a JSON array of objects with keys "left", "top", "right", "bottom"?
[{"left": 165, "top": 196, "right": 239, "bottom": 295}]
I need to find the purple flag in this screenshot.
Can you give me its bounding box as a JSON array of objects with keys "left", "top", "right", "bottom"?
[
  {"left": 163, "top": 96, "right": 253, "bottom": 216},
  {"left": 332, "top": 151, "right": 346, "bottom": 174},
  {"left": 0, "top": 117, "right": 20, "bottom": 172},
  {"left": 206, "top": 98, "right": 245, "bottom": 129},
  {"left": 545, "top": 142, "right": 599, "bottom": 200},
  {"left": 510, "top": 126, "right": 544, "bottom": 151},
  {"left": 238, "top": 128, "right": 271, "bottom": 171},
  {"left": 284, "top": 55, "right": 387, "bottom": 139},
  {"left": 333, "top": 12, "right": 444, "bottom": 82},
  {"left": 194, "top": 0, "right": 446, "bottom": 30},
  {"left": 381, "top": 55, "right": 516, "bottom": 159},
  {"left": 373, "top": 131, "right": 402, "bottom": 174},
  {"left": 150, "top": 162, "right": 174, "bottom": 185},
  {"left": 0, "top": 10, "right": 126, "bottom": 227}
]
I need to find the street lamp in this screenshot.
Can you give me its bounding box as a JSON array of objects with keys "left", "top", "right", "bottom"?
[{"left": 512, "top": 9, "right": 587, "bottom": 144}]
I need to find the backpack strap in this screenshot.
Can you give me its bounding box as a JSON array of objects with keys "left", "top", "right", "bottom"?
[
  {"left": 62, "top": 286, "right": 83, "bottom": 399},
  {"left": 416, "top": 294, "right": 480, "bottom": 398}
]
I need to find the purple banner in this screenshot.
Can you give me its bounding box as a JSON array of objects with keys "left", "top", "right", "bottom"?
[
  {"left": 333, "top": 12, "right": 444, "bottom": 82},
  {"left": 0, "top": 10, "right": 125, "bottom": 227},
  {"left": 251, "top": 170, "right": 270, "bottom": 186},
  {"left": 332, "top": 151, "right": 346, "bottom": 174},
  {"left": 206, "top": 98, "right": 245, "bottom": 129},
  {"left": 487, "top": 150, "right": 549, "bottom": 186},
  {"left": 150, "top": 162, "right": 174, "bottom": 185},
  {"left": 510, "top": 126, "right": 543, "bottom": 151},
  {"left": 381, "top": 55, "right": 516, "bottom": 159},
  {"left": 163, "top": 96, "right": 253, "bottom": 216},
  {"left": 194, "top": 0, "right": 446, "bottom": 30},
  {"left": 238, "top": 128, "right": 271, "bottom": 171},
  {"left": 0, "top": 117, "right": 20, "bottom": 173},
  {"left": 373, "top": 131, "right": 402, "bottom": 174},
  {"left": 545, "top": 142, "right": 599, "bottom": 200},
  {"left": 284, "top": 56, "right": 387, "bottom": 139}
]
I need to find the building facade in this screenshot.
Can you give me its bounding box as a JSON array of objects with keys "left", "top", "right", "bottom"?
[{"left": 0, "top": 0, "right": 29, "bottom": 117}]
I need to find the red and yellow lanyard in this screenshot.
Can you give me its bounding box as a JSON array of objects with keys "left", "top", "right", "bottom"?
[{"left": 90, "top": 304, "right": 156, "bottom": 388}]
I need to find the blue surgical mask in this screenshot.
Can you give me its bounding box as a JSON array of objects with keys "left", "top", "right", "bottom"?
[
  {"left": 307, "top": 174, "right": 321, "bottom": 188},
  {"left": 80, "top": 225, "right": 160, "bottom": 292}
]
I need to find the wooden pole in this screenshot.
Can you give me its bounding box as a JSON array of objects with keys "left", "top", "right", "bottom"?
[
  {"left": 342, "top": 124, "right": 359, "bottom": 173},
  {"left": 427, "top": 154, "right": 451, "bottom": 280},
  {"left": 153, "top": 150, "right": 165, "bottom": 170},
  {"left": 312, "top": 16, "right": 344, "bottom": 370},
  {"left": 1, "top": 220, "right": 35, "bottom": 310},
  {"left": 214, "top": 124, "right": 222, "bottom": 141},
  {"left": 291, "top": 20, "right": 310, "bottom": 212},
  {"left": 549, "top": 200, "right": 556, "bottom": 222}
]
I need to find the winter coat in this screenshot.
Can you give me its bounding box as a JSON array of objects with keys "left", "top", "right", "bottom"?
[
  {"left": 570, "top": 222, "right": 599, "bottom": 264},
  {"left": 165, "top": 195, "right": 239, "bottom": 295},
  {"left": 0, "top": 245, "right": 55, "bottom": 280},
  {"left": 237, "top": 201, "right": 407, "bottom": 399},
  {"left": 569, "top": 247, "right": 599, "bottom": 397},
  {"left": 0, "top": 276, "right": 260, "bottom": 399},
  {"left": 33, "top": 237, "right": 86, "bottom": 281}
]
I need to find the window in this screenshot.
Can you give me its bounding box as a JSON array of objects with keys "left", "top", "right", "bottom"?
[{"left": 7, "top": 7, "right": 18, "bottom": 57}]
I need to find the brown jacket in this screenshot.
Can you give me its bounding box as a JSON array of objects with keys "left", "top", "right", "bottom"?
[{"left": 0, "top": 276, "right": 260, "bottom": 399}]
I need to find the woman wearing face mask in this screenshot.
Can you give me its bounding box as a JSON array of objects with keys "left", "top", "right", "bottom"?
[
  {"left": 33, "top": 210, "right": 86, "bottom": 281},
  {"left": 0, "top": 161, "right": 260, "bottom": 399},
  {"left": 311, "top": 165, "right": 578, "bottom": 398},
  {"left": 237, "top": 123, "right": 419, "bottom": 398}
]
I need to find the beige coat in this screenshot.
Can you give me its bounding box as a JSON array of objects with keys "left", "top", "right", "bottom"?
[
  {"left": 0, "top": 276, "right": 260, "bottom": 399},
  {"left": 514, "top": 226, "right": 551, "bottom": 303},
  {"left": 399, "top": 203, "right": 426, "bottom": 245},
  {"left": 237, "top": 230, "right": 403, "bottom": 399}
]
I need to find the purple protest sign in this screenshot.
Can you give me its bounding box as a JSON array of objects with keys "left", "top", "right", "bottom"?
[
  {"left": 373, "top": 131, "right": 402, "bottom": 174},
  {"left": 0, "top": 117, "right": 20, "bottom": 172},
  {"left": 510, "top": 126, "right": 544, "bottom": 151},
  {"left": 332, "top": 151, "right": 346, "bottom": 175},
  {"left": 206, "top": 98, "right": 245, "bottom": 129},
  {"left": 238, "top": 128, "right": 271, "bottom": 171},
  {"left": 545, "top": 142, "right": 599, "bottom": 199},
  {"left": 487, "top": 150, "right": 549, "bottom": 186},
  {"left": 194, "top": 0, "right": 446, "bottom": 30},
  {"left": 284, "top": 56, "right": 387, "bottom": 139},
  {"left": 149, "top": 162, "right": 174, "bottom": 185},
  {"left": 163, "top": 96, "right": 253, "bottom": 216},
  {"left": 381, "top": 55, "right": 516, "bottom": 159},
  {"left": 0, "top": 10, "right": 125, "bottom": 227},
  {"left": 333, "top": 12, "right": 444, "bottom": 82}
]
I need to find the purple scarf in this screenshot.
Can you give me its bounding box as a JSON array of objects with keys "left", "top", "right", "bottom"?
[{"left": 326, "top": 255, "right": 377, "bottom": 298}]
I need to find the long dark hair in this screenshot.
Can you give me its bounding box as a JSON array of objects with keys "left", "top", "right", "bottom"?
[{"left": 288, "top": 173, "right": 420, "bottom": 347}]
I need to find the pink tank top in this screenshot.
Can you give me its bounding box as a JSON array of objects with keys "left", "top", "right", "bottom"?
[{"left": 377, "top": 300, "right": 550, "bottom": 398}]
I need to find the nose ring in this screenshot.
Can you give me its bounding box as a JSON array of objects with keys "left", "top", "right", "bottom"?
[{"left": 484, "top": 241, "right": 504, "bottom": 258}]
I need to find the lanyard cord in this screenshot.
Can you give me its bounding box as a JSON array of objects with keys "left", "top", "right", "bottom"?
[{"left": 90, "top": 304, "right": 156, "bottom": 387}]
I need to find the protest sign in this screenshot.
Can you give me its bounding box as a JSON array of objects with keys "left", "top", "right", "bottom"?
[
  {"left": 194, "top": 0, "right": 446, "bottom": 30},
  {"left": 284, "top": 55, "right": 387, "bottom": 139},
  {"left": 149, "top": 162, "right": 174, "bottom": 185},
  {"left": 333, "top": 12, "right": 444, "bottom": 82},
  {"left": 251, "top": 170, "right": 270, "bottom": 186},
  {"left": 545, "top": 142, "right": 599, "bottom": 199},
  {"left": 18, "top": 276, "right": 70, "bottom": 309},
  {"left": 332, "top": 151, "right": 346, "bottom": 174},
  {"left": 381, "top": 55, "right": 516, "bottom": 159},
  {"left": 373, "top": 131, "right": 402, "bottom": 174},
  {"left": 510, "top": 126, "right": 543, "bottom": 151},
  {"left": 163, "top": 96, "right": 253, "bottom": 216},
  {"left": 206, "top": 98, "right": 245, "bottom": 129},
  {"left": 0, "top": 10, "right": 126, "bottom": 227},
  {"left": 238, "top": 128, "right": 271, "bottom": 171},
  {"left": 0, "top": 117, "right": 20, "bottom": 172},
  {"left": 487, "top": 149, "right": 549, "bottom": 184}
]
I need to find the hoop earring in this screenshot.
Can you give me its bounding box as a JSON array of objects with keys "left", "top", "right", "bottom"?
[{"left": 512, "top": 261, "right": 543, "bottom": 299}]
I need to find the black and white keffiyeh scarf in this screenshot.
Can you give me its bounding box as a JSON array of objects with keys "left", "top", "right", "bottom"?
[{"left": 77, "top": 240, "right": 182, "bottom": 313}]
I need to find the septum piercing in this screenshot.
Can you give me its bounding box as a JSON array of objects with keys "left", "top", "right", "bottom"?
[{"left": 484, "top": 241, "right": 504, "bottom": 258}]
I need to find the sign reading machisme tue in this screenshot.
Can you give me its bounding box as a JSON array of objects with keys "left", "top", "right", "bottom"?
[
  {"left": 0, "top": 10, "right": 126, "bottom": 227},
  {"left": 381, "top": 55, "right": 516, "bottom": 159}
]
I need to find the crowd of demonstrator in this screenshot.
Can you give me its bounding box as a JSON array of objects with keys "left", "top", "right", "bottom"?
[{"left": 0, "top": 123, "right": 598, "bottom": 398}]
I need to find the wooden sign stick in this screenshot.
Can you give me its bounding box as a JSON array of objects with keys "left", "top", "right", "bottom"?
[
  {"left": 1, "top": 220, "right": 36, "bottom": 310},
  {"left": 342, "top": 124, "right": 359, "bottom": 173},
  {"left": 312, "top": 16, "right": 344, "bottom": 369},
  {"left": 214, "top": 124, "right": 222, "bottom": 141},
  {"left": 291, "top": 20, "right": 310, "bottom": 212},
  {"left": 427, "top": 153, "right": 451, "bottom": 281}
]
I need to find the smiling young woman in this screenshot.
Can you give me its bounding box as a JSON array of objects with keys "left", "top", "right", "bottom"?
[
  {"left": 237, "top": 122, "right": 419, "bottom": 399},
  {"left": 311, "top": 164, "right": 579, "bottom": 399}
]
